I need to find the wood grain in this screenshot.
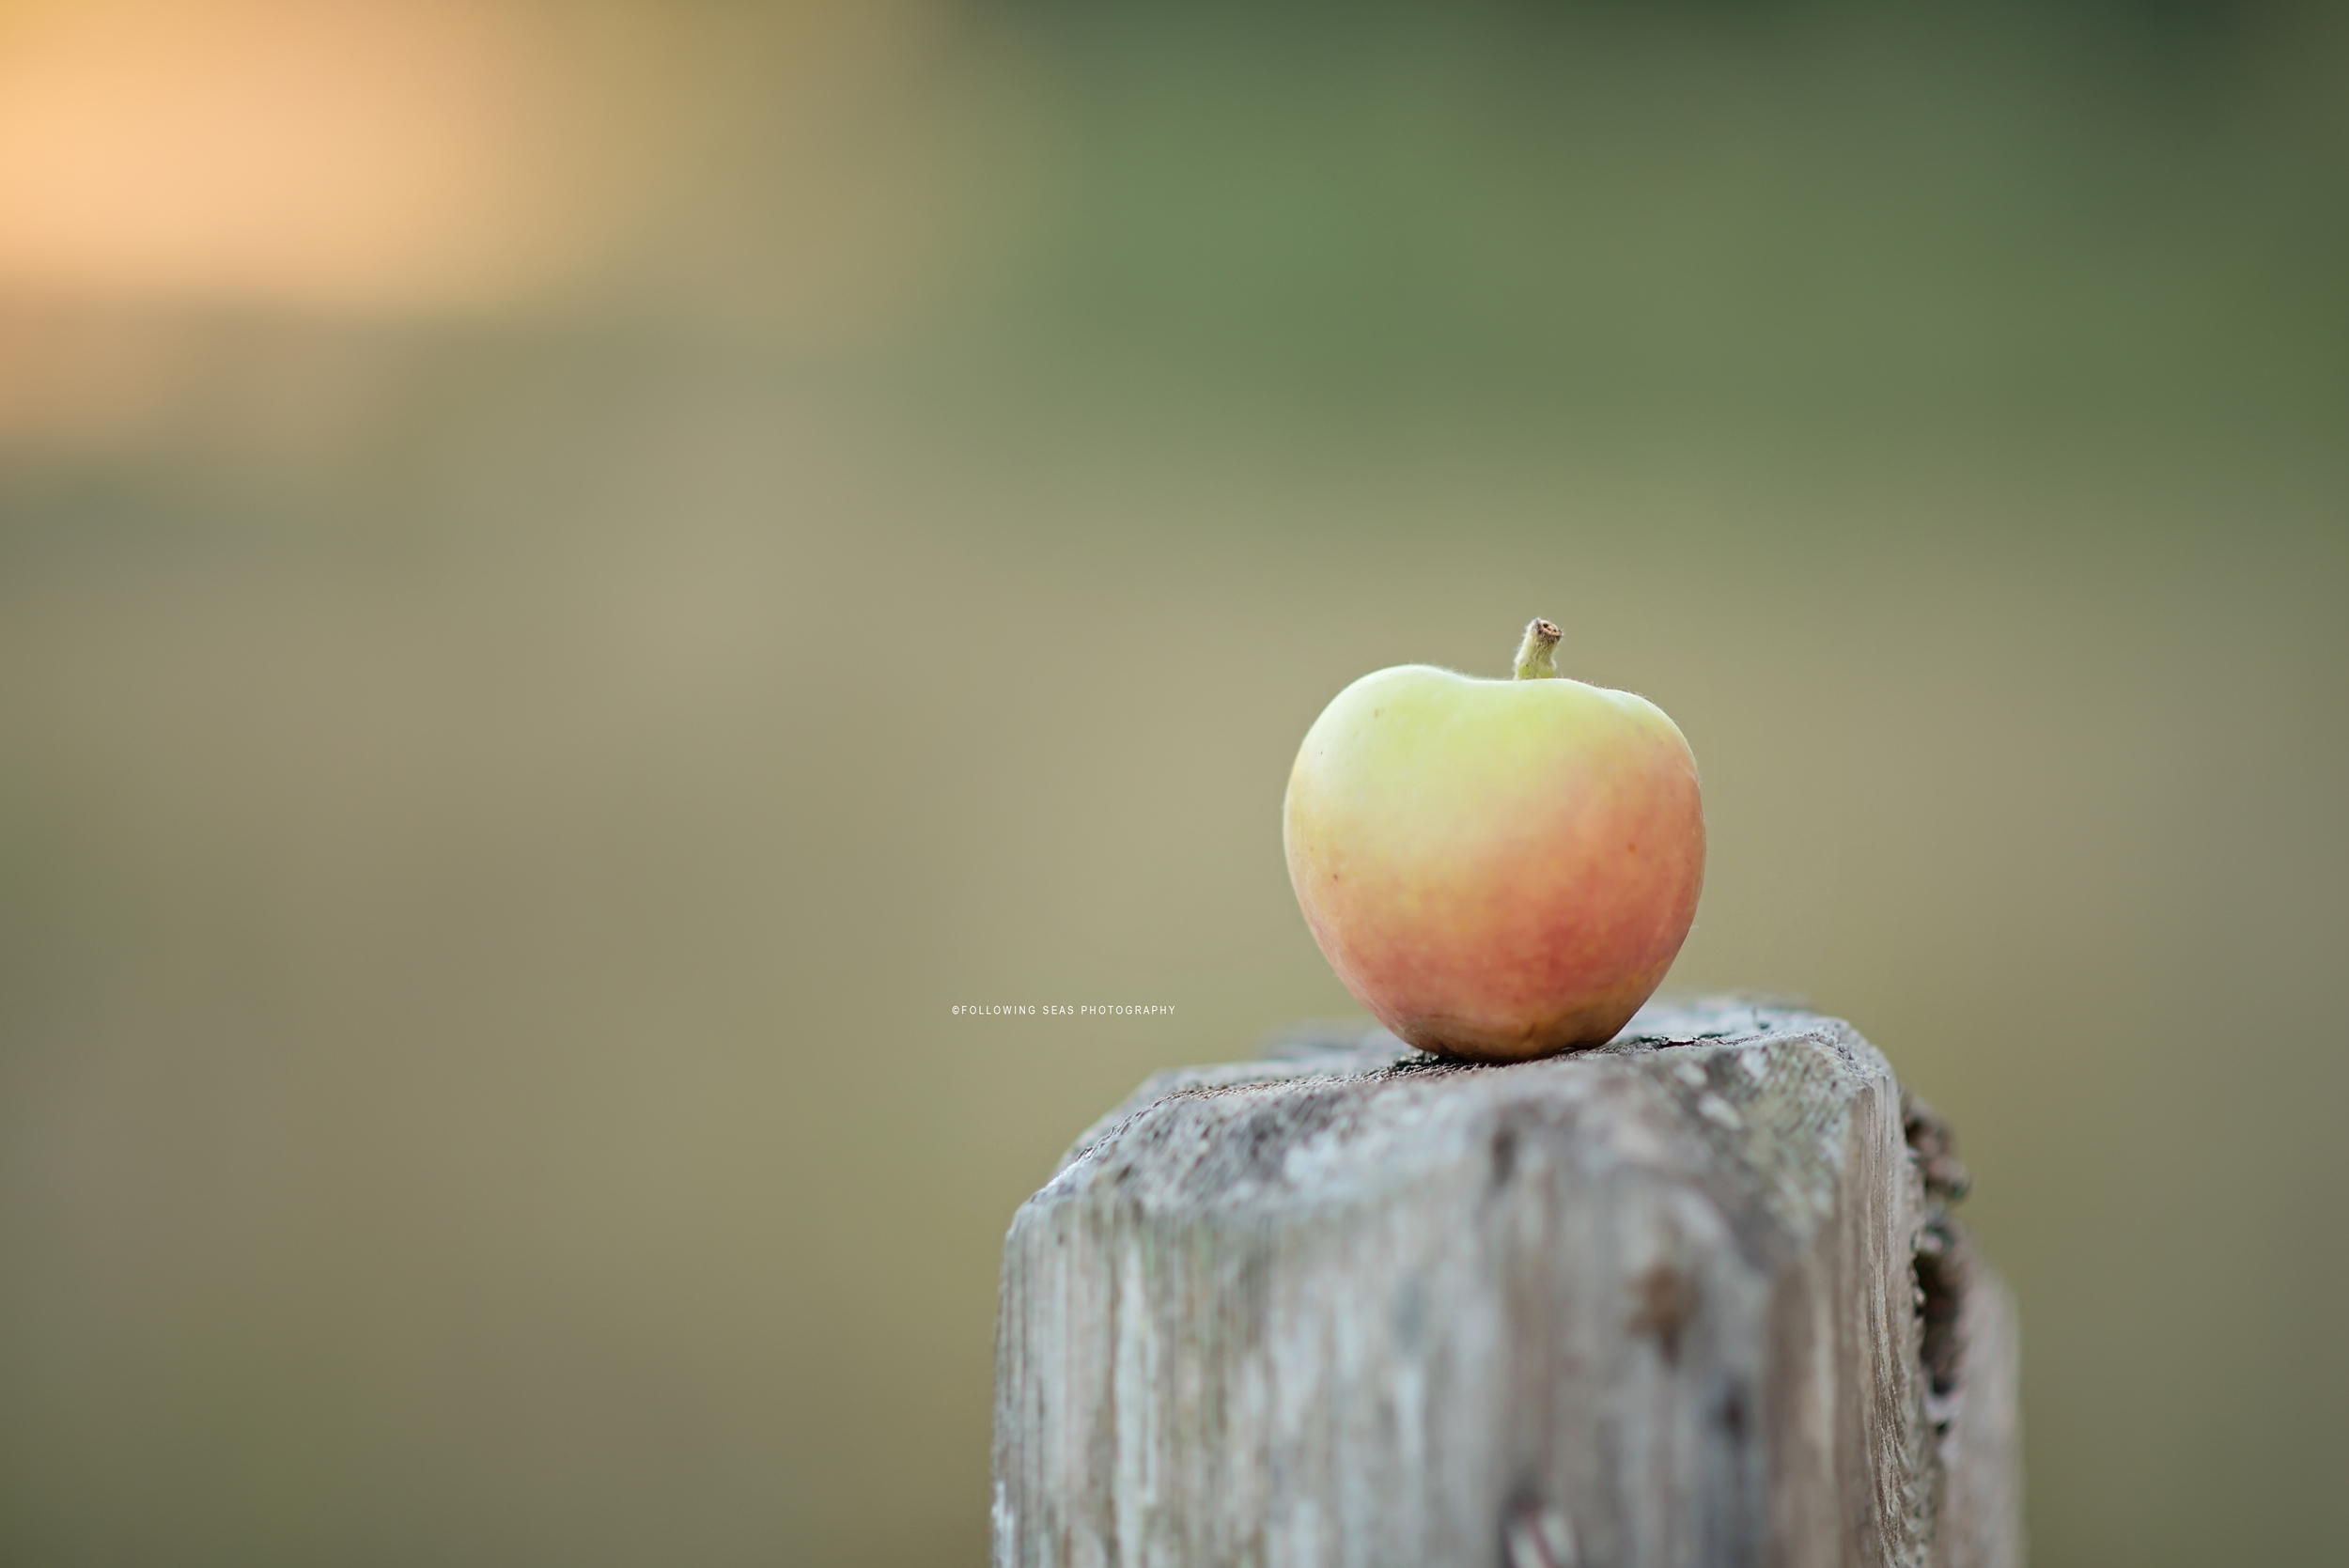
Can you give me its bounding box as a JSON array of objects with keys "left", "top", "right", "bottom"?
[{"left": 994, "top": 998, "right": 2019, "bottom": 1568}]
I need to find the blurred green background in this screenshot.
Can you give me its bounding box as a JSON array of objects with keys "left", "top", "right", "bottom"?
[{"left": 1, "top": 1, "right": 2344, "bottom": 1563}]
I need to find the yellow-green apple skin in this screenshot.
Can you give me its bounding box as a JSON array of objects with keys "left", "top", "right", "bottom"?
[{"left": 1283, "top": 664, "right": 1704, "bottom": 1062}]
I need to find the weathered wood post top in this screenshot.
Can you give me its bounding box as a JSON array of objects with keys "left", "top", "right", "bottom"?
[{"left": 994, "top": 997, "right": 2018, "bottom": 1568}]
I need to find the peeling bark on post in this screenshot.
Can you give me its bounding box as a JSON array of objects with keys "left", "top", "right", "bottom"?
[{"left": 993, "top": 999, "right": 2020, "bottom": 1568}]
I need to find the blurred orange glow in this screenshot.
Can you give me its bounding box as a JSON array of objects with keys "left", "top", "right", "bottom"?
[
  {"left": 0, "top": 0, "right": 597, "bottom": 313},
  {"left": 0, "top": 0, "right": 1036, "bottom": 452}
]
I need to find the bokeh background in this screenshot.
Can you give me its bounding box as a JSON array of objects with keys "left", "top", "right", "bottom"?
[{"left": 2, "top": 1, "right": 2343, "bottom": 1563}]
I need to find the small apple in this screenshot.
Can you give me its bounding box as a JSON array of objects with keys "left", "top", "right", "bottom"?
[{"left": 1283, "top": 618, "right": 1704, "bottom": 1062}]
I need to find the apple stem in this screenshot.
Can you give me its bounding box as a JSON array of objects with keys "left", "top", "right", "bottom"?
[{"left": 1513, "top": 618, "right": 1563, "bottom": 680}]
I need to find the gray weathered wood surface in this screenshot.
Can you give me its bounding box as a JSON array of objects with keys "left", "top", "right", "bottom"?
[{"left": 994, "top": 998, "right": 2019, "bottom": 1568}]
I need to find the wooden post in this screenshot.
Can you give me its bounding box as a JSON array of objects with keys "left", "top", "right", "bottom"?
[{"left": 993, "top": 999, "right": 2020, "bottom": 1568}]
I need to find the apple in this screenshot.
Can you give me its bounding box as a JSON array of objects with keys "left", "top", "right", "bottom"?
[{"left": 1283, "top": 618, "right": 1704, "bottom": 1062}]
